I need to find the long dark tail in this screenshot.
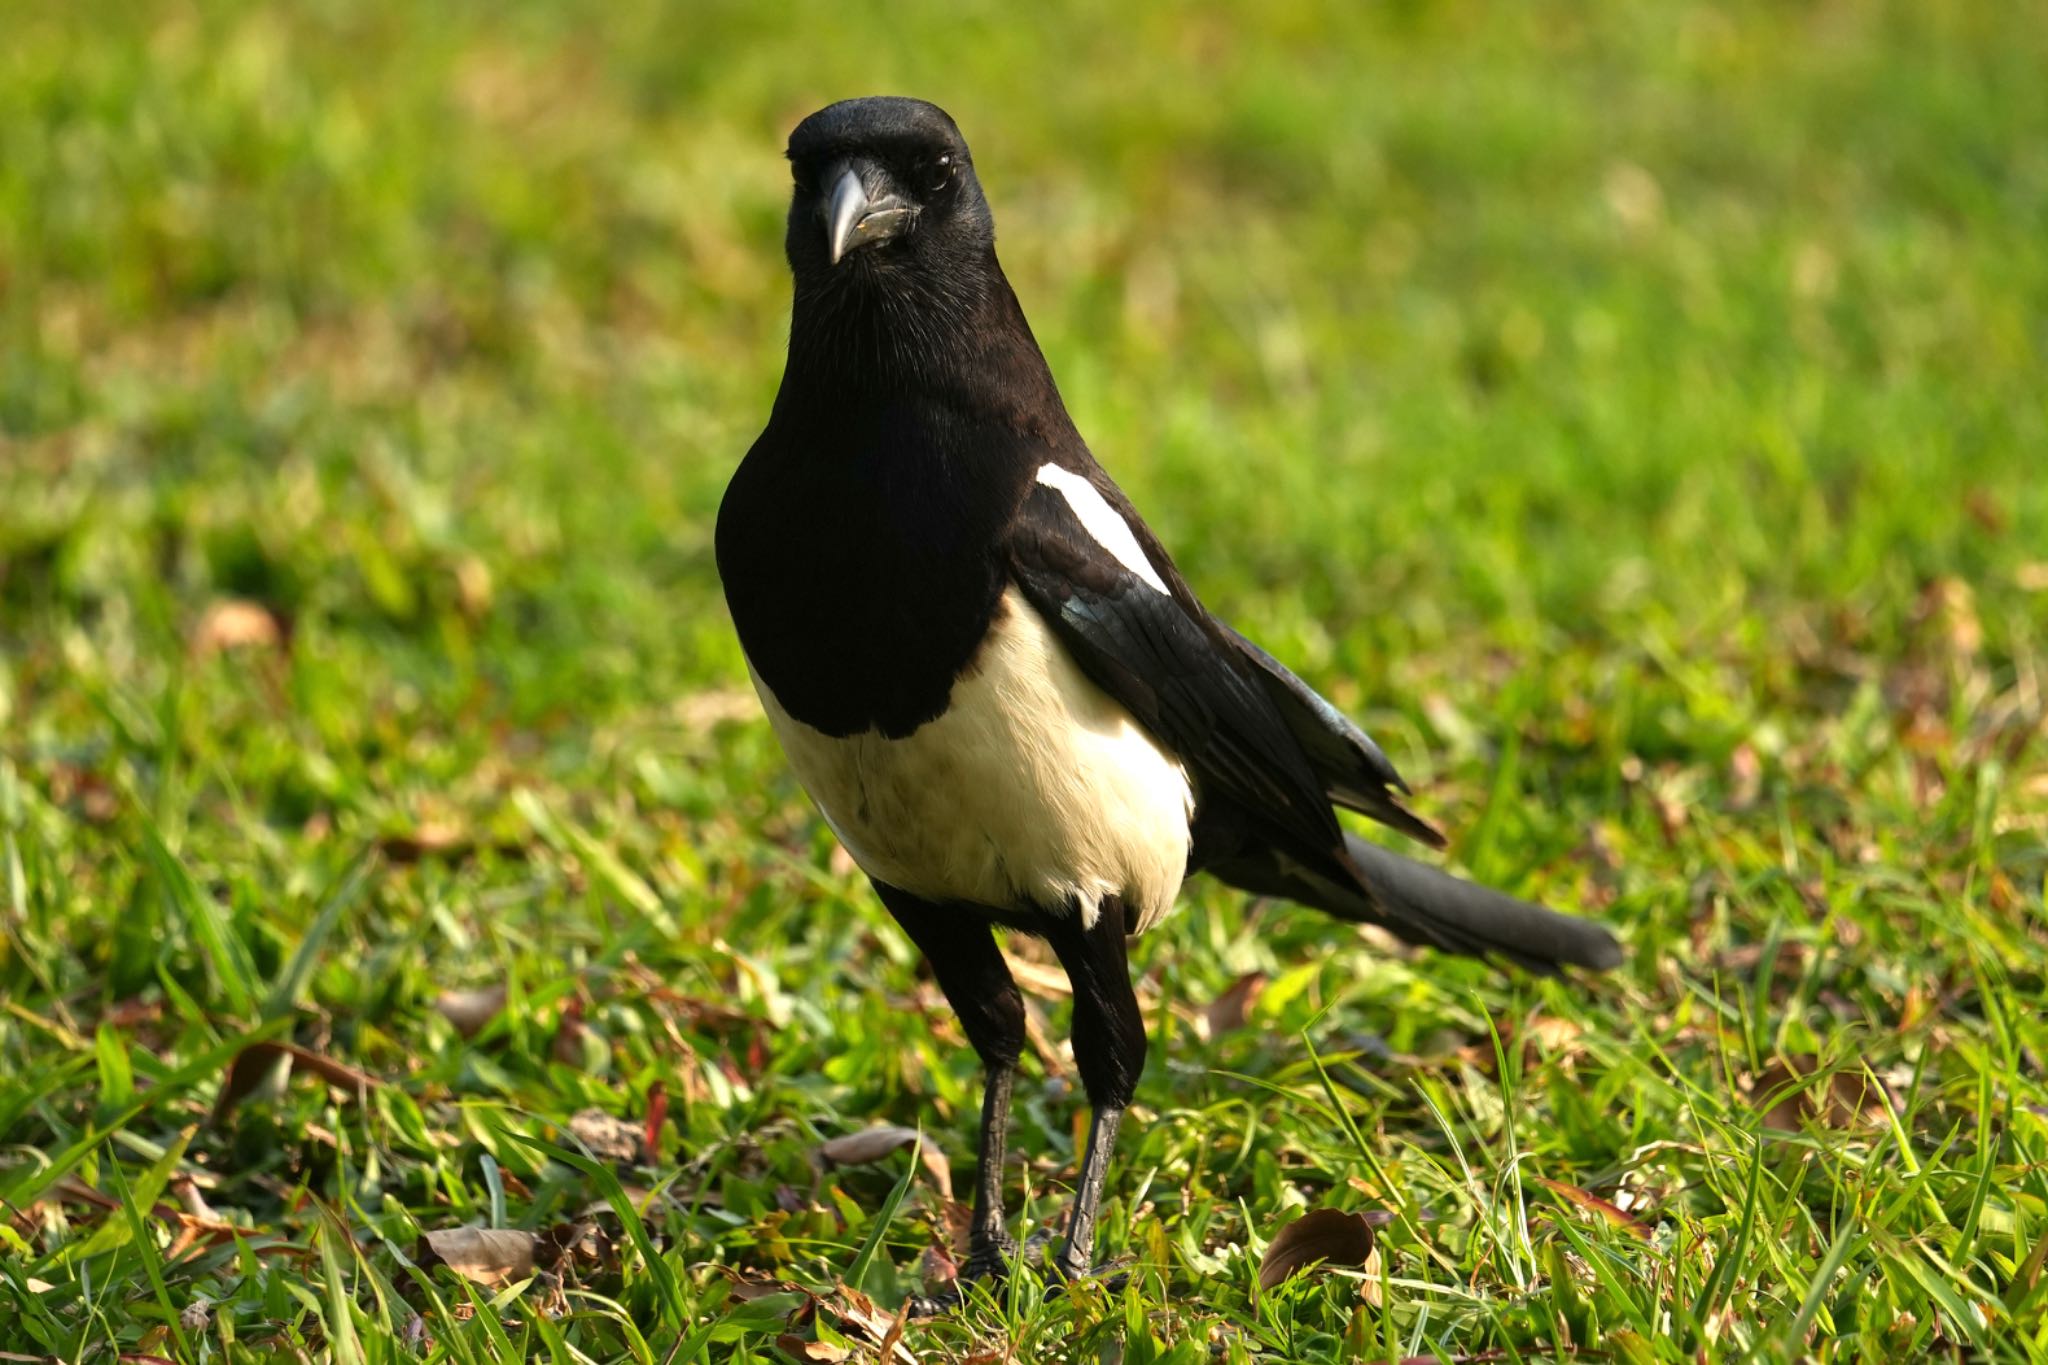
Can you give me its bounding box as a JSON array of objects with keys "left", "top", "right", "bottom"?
[{"left": 1207, "top": 832, "right": 1622, "bottom": 975}]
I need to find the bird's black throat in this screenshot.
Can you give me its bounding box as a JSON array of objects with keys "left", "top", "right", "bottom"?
[{"left": 720, "top": 254, "right": 1078, "bottom": 740}]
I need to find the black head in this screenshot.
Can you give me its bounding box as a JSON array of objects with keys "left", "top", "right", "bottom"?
[{"left": 783, "top": 97, "right": 994, "bottom": 291}]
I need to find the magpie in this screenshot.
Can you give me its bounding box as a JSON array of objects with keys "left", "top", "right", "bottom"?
[{"left": 716, "top": 96, "right": 1622, "bottom": 1304}]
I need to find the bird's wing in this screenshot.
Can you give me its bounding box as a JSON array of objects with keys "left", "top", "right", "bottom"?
[
  {"left": 1005, "top": 467, "right": 1350, "bottom": 872},
  {"left": 1217, "top": 626, "right": 1446, "bottom": 849}
]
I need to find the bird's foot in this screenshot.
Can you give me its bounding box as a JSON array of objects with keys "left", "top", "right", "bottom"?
[{"left": 904, "top": 1231, "right": 1018, "bottom": 1317}]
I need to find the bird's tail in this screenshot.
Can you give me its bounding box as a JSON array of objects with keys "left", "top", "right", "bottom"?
[{"left": 1209, "top": 832, "right": 1622, "bottom": 975}]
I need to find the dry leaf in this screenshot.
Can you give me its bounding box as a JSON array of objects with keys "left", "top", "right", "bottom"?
[
  {"left": 191, "top": 599, "right": 283, "bottom": 655},
  {"left": 210, "top": 1041, "right": 379, "bottom": 1125},
  {"left": 416, "top": 1227, "right": 540, "bottom": 1288},
  {"left": 1357, "top": 1243, "right": 1384, "bottom": 1307},
  {"left": 552, "top": 1000, "right": 603, "bottom": 1068},
  {"left": 1754, "top": 1057, "right": 1893, "bottom": 1131},
  {"left": 1728, "top": 743, "right": 1763, "bottom": 810},
  {"left": 1257, "top": 1207, "right": 1379, "bottom": 1293},
  {"left": 643, "top": 1079, "right": 668, "bottom": 1164},
  {"left": 454, "top": 555, "right": 494, "bottom": 617},
  {"left": 776, "top": 1337, "right": 851, "bottom": 1364},
  {"left": 1199, "top": 971, "right": 1268, "bottom": 1039},
  {"left": 1533, "top": 1177, "right": 1652, "bottom": 1242},
  {"left": 719, "top": 1271, "right": 807, "bottom": 1303},
  {"left": 435, "top": 985, "right": 508, "bottom": 1038},
  {"left": 1521, "top": 1015, "right": 1584, "bottom": 1055},
  {"left": 567, "top": 1108, "right": 642, "bottom": 1164},
  {"left": 1006, "top": 956, "right": 1072, "bottom": 998},
  {"left": 1916, "top": 576, "right": 1982, "bottom": 656},
  {"left": 817, "top": 1126, "right": 953, "bottom": 1201},
  {"left": 820, "top": 1286, "right": 916, "bottom": 1365},
  {"left": 675, "top": 688, "right": 763, "bottom": 731}
]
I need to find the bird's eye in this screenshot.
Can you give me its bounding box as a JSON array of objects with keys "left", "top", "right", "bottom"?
[{"left": 927, "top": 154, "right": 953, "bottom": 192}]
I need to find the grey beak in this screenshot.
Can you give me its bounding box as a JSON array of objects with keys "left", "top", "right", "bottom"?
[
  {"left": 826, "top": 169, "right": 868, "bottom": 266},
  {"left": 824, "top": 165, "right": 917, "bottom": 265}
]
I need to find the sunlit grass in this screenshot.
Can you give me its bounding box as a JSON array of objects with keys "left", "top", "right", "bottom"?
[{"left": 2, "top": 0, "right": 2045, "bottom": 1360}]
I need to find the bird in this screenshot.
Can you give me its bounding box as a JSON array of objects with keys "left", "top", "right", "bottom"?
[{"left": 716, "top": 95, "right": 1622, "bottom": 1308}]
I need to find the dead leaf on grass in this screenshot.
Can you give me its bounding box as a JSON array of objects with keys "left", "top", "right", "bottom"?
[
  {"left": 416, "top": 1227, "right": 540, "bottom": 1288},
  {"left": 1006, "top": 955, "right": 1072, "bottom": 998},
  {"left": 1257, "top": 1207, "right": 1380, "bottom": 1295},
  {"left": 552, "top": 999, "right": 606, "bottom": 1068},
  {"left": 644, "top": 1079, "right": 668, "bottom": 1164},
  {"left": 435, "top": 985, "right": 508, "bottom": 1037},
  {"left": 567, "top": 1108, "right": 642, "bottom": 1164},
  {"left": 1753, "top": 1056, "right": 1893, "bottom": 1131},
  {"left": 210, "top": 1041, "right": 379, "bottom": 1125},
  {"left": 1728, "top": 742, "right": 1763, "bottom": 809},
  {"left": 1198, "top": 971, "right": 1268, "bottom": 1039},
  {"left": 191, "top": 599, "right": 285, "bottom": 655},
  {"left": 1533, "top": 1177, "right": 1652, "bottom": 1242},
  {"left": 776, "top": 1337, "right": 851, "bottom": 1364},
  {"left": 817, "top": 1126, "right": 953, "bottom": 1201},
  {"left": 820, "top": 1285, "right": 915, "bottom": 1365},
  {"left": 675, "top": 688, "right": 762, "bottom": 731},
  {"left": 709, "top": 1268, "right": 808, "bottom": 1304},
  {"left": 380, "top": 822, "right": 531, "bottom": 865}
]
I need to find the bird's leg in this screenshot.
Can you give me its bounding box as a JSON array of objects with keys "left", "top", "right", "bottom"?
[
  {"left": 875, "top": 884, "right": 1026, "bottom": 1303},
  {"left": 964, "top": 1060, "right": 1019, "bottom": 1278},
  {"left": 1056, "top": 1103, "right": 1124, "bottom": 1280},
  {"left": 1042, "top": 895, "right": 1146, "bottom": 1282}
]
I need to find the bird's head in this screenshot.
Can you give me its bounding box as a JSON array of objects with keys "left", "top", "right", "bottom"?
[{"left": 782, "top": 97, "right": 994, "bottom": 294}]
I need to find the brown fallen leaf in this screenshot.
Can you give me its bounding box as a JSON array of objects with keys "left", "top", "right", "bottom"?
[
  {"left": 435, "top": 985, "right": 509, "bottom": 1038},
  {"left": 191, "top": 599, "right": 284, "bottom": 655},
  {"left": 1006, "top": 955, "right": 1072, "bottom": 998},
  {"left": 714, "top": 1270, "right": 809, "bottom": 1304},
  {"left": 776, "top": 1336, "right": 852, "bottom": 1364},
  {"left": 416, "top": 1227, "right": 541, "bottom": 1288},
  {"left": 1728, "top": 742, "right": 1763, "bottom": 810},
  {"left": 817, "top": 1126, "right": 953, "bottom": 1201},
  {"left": 210, "top": 1041, "right": 380, "bottom": 1126},
  {"left": 821, "top": 1286, "right": 916, "bottom": 1365},
  {"left": 552, "top": 999, "right": 606, "bottom": 1068},
  {"left": 1199, "top": 971, "right": 1268, "bottom": 1039},
  {"left": 545, "top": 1219, "right": 615, "bottom": 1274},
  {"left": 1257, "top": 1207, "right": 1379, "bottom": 1294},
  {"left": 567, "top": 1108, "right": 642, "bottom": 1165},
  {"left": 1533, "top": 1177, "right": 1652, "bottom": 1242},
  {"left": 1754, "top": 1056, "right": 1893, "bottom": 1131},
  {"left": 675, "top": 688, "right": 763, "bottom": 731},
  {"left": 643, "top": 1080, "right": 668, "bottom": 1164}
]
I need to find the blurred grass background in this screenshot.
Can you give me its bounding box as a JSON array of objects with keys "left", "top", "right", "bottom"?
[{"left": 3, "top": 1, "right": 2046, "bottom": 1360}]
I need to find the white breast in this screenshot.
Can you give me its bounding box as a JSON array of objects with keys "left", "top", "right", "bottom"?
[{"left": 749, "top": 587, "right": 1194, "bottom": 933}]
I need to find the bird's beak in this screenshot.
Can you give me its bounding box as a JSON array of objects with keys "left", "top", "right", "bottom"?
[{"left": 824, "top": 163, "right": 917, "bottom": 265}]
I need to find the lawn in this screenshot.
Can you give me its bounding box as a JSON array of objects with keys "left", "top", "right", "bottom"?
[{"left": 3, "top": 1, "right": 2046, "bottom": 1360}]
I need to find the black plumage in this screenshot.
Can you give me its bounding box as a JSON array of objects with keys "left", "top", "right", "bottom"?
[{"left": 716, "top": 95, "right": 1622, "bottom": 1307}]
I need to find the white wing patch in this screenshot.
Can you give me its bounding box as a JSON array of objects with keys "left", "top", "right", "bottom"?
[{"left": 1034, "top": 464, "right": 1170, "bottom": 594}]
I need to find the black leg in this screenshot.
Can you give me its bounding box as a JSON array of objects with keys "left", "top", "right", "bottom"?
[
  {"left": 874, "top": 882, "right": 1026, "bottom": 1290},
  {"left": 1041, "top": 894, "right": 1146, "bottom": 1281}
]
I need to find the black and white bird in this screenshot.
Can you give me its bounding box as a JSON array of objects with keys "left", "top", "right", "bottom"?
[{"left": 717, "top": 96, "right": 1621, "bottom": 1304}]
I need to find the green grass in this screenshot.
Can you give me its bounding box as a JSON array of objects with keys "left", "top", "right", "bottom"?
[{"left": 3, "top": 0, "right": 2046, "bottom": 1359}]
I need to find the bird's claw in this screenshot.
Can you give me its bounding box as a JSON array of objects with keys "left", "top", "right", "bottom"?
[{"left": 905, "top": 1241, "right": 1130, "bottom": 1316}]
